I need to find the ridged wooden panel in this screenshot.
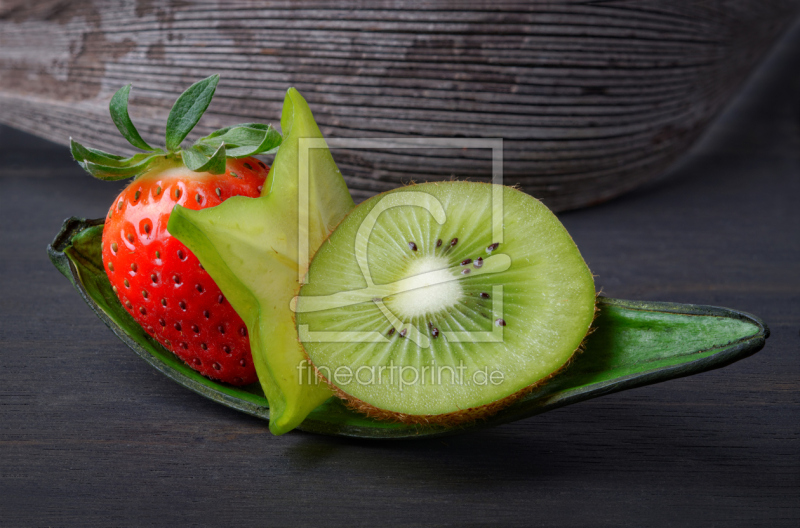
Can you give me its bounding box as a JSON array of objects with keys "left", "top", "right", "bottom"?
[{"left": 0, "top": 0, "right": 798, "bottom": 209}]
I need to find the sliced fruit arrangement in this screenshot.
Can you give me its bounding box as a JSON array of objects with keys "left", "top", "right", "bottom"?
[
  {"left": 71, "top": 75, "right": 281, "bottom": 385},
  {"left": 167, "top": 88, "right": 356, "bottom": 434},
  {"left": 55, "top": 76, "right": 768, "bottom": 438},
  {"left": 294, "top": 182, "right": 597, "bottom": 424}
]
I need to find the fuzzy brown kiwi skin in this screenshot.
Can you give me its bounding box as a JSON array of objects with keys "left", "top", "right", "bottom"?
[
  {"left": 304, "top": 298, "right": 600, "bottom": 427},
  {"left": 296, "top": 182, "right": 599, "bottom": 427}
]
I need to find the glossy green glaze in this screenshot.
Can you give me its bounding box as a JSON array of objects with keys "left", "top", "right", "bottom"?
[{"left": 48, "top": 217, "right": 768, "bottom": 439}]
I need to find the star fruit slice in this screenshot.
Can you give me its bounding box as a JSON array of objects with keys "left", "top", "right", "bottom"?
[{"left": 168, "top": 88, "right": 355, "bottom": 434}]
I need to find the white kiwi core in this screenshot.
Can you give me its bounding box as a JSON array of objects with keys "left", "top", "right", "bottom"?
[{"left": 387, "top": 256, "right": 462, "bottom": 319}]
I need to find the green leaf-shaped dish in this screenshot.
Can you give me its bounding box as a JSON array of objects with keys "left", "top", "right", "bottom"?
[{"left": 48, "top": 217, "right": 769, "bottom": 439}]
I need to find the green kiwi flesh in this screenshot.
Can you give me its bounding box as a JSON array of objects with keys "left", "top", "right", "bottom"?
[{"left": 295, "top": 182, "right": 596, "bottom": 424}]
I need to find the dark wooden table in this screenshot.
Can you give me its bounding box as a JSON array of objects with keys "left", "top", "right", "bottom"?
[{"left": 2, "top": 21, "right": 799, "bottom": 528}]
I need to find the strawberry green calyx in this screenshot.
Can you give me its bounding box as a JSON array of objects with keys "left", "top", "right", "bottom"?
[{"left": 71, "top": 75, "right": 282, "bottom": 181}]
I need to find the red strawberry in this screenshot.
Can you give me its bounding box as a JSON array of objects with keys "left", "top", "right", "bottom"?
[
  {"left": 70, "top": 74, "right": 282, "bottom": 385},
  {"left": 103, "top": 158, "right": 268, "bottom": 385}
]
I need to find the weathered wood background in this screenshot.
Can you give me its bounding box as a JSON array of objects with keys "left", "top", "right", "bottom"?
[{"left": 0, "top": 0, "right": 798, "bottom": 209}]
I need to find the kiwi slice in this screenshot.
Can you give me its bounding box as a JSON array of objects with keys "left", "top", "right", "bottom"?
[{"left": 295, "top": 182, "right": 596, "bottom": 424}]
